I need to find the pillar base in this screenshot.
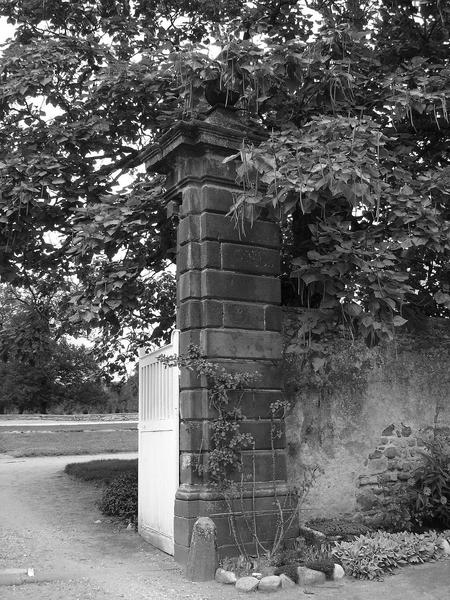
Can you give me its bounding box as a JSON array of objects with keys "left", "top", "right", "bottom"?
[{"left": 174, "top": 483, "right": 298, "bottom": 565}]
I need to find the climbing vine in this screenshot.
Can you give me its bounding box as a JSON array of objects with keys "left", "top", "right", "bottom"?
[{"left": 159, "top": 344, "right": 256, "bottom": 484}]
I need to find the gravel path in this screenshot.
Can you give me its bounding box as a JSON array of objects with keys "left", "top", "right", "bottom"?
[{"left": 1, "top": 453, "right": 449, "bottom": 600}]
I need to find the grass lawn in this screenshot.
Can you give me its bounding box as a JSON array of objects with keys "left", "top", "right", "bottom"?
[
  {"left": 0, "top": 429, "right": 137, "bottom": 457},
  {"left": 65, "top": 458, "right": 138, "bottom": 484}
]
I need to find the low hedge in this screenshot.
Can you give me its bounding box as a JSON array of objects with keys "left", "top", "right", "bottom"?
[{"left": 98, "top": 472, "right": 138, "bottom": 522}]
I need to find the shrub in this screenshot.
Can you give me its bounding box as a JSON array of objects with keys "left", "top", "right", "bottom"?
[
  {"left": 411, "top": 437, "right": 450, "bottom": 529},
  {"left": 332, "top": 530, "right": 447, "bottom": 580},
  {"left": 305, "top": 518, "right": 373, "bottom": 540},
  {"left": 98, "top": 472, "right": 138, "bottom": 522},
  {"left": 65, "top": 459, "right": 138, "bottom": 484}
]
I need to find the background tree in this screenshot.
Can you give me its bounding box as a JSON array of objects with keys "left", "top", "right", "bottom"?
[
  {"left": 0, "top": 0, "right": 448, "bottom": 372},
  {"left": 0, "top": 284, "right": 111, "bottom": 413}
]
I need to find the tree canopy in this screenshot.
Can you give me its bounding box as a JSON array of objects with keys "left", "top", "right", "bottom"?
[{"left": 0, "top": 0, "right": 449, "bottom": 370}]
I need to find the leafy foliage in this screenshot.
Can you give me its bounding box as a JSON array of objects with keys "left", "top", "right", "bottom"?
[
  {"left": 332, "top": 530, "right": 448, "bottom": 580},
  {"left": 0, "top": 284, "right": 109, "bottom": 413},
  {"left": 98, "top": 472, "right": 138, "bottom": 523},
  {"left": 412, "top": 435, "right": 450, "bottom": 529},
  {"left": 0, "top": 0, "right": 449, "bottom": 369}
]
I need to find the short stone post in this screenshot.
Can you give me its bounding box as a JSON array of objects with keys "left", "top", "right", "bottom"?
[
  {"left": 146, "top": 107, "right": 297, "bottom": 565},
  {"left": 185, "top": 517, "right": 217, "bottom": 581}
]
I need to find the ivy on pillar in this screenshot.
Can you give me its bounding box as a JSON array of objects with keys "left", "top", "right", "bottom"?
[{"left": 146, "top": 108, "right": 297, "bottom": 565}]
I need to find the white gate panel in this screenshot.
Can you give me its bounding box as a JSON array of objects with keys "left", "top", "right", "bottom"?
[{"left": 138, "top": 330, "right": 179, "bottom": 555}]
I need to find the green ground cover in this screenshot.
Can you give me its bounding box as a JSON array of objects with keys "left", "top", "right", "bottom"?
[
  {"left": 0, "top": 429, "right": 137, "bottom": 457},
  {"left": 65, "top": 458, "right": 138, "bottom": 484}
]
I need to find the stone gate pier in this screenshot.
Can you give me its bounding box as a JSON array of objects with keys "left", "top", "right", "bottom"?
[{"left": 146, "top": 108, "right": 297, "bottom": 564}]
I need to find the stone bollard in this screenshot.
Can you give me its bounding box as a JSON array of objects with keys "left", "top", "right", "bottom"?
[{"left": 185, "top": 517, "right": 218, "bottom": 581}]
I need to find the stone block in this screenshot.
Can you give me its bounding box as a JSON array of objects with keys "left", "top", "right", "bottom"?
[
  {"left": 178, "top": 243, "right": 201, "bottom": 273},
  {"left": 178, "top": 300, "right": 202, "bottom": 330},
  {"left": 200, "top": 329, "right": 282, "bottom": 359},
  {"left": 222, "top": 302, "right": 265, "bottom": 330},
  {"left": 179, "top": 453, "right": 207, "bottom": 485},
  {"left": 240, "top": 450, "right": 287, "bottom": 481},
  {"left": 179, "top": 390, "right": 211, "bottom": 420},
  {"left": 221, "top": 243, "right": 280, "bottom": 275},
  {"left": 203, "top": 300, "right": 224, "bottom": 327},
  {"left": 212, "top": 359, "right": 284, "bottom": 389},
  {"left": 265, "top": 306, "right": 282, "bottom": 331},
  {"left": 179, "top": 271, "right": 201, "bottom": 300},
  {"left": 179, "top": 329, "right": 201, "bottom": 354},
  {"left": 201, "top": 213, "right": 279, "bottom": 248},
  {"left": 181, "top": 185, "right": 235, "bottom": 216},
  {"left": 179, "top": 420, "right": 209, "bottom": 451},
  {"left": 226, "top": 390, "right": 284, "bottom": 419},
  {"left": 202, "top": 270, "right": 280, "bottom": 304},
  {"left": 178, "top": 215, "right": 201, "bottom": 244},
  {"left": 240, "top": 419, "right": 285, "bottom": 450},
  {"left": 178, "top": 241, "right": 221, "bottom": 273}
]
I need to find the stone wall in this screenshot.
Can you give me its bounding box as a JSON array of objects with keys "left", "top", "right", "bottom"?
[{"left": 283, "top": 307, "right": 450, "bottom": 523}]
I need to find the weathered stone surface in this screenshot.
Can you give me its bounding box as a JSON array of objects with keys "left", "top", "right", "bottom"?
[
  {"left": 215, "top": 568, "right": 237, "bottom": 584},
  {"left": 185, "top": 517, "right": 217, "bottom": 581},
  {"left": 201, "top": 269, "right": 281, "bottom": 304},
  {"left": 356, "top": 491, "right": 378, "bottom": 511},
  {"left": 382, "top": 424, "right": 396, "bottom": 436},
  {"left": 385, "top": 446, "right": 399, "bottom": 459},
  {"left": 258, "top": 575, "right": 281, "bottom": 592},
  {"left": 358, "top": 474, "right": 379, "bottom": 486},
  {"left": 221, "top": 243, "right": 280, "bottom": 275},
  {"left": 333, "top": 564, "right": 345, "bottom": 580},
  {"left": 235, "top": 576, "right": 260, "bottom": 592},
  {"left": 297, "top": 567, "right": 326, "bottom": 586},
  {"left": 279, "top": 573, "right": 296, "bottom": 589},
  {"left": 200, "top": 328, "right": 282, "bottom": 359}
]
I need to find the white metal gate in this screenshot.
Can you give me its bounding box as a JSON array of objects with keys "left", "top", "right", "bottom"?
[{"left": 138, "top": 330, "right": 179, "bottom": 555}]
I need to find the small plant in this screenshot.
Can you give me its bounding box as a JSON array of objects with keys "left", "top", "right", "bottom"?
[
  {"left": 98, "top": 472, "right": 138, "bottom": 523},
  {"left": 305, "top": 517, "right": 373, "bottom": 540},
  {"left": 411, "top": 436, "right": 450, "bottom": 529},
  {"left": 332, "top": 530, "right": 447, "bottom": 580},
  {"left": 271, "top": 539, "right": 335, "bottom": 580}
]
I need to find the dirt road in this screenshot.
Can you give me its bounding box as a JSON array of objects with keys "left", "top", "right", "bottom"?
[
  {"left": 0, "top": 453, "right": 234, "bottom": 600},
  {"left": 1, "top": 453, "right": 449, "bottom": 600}
]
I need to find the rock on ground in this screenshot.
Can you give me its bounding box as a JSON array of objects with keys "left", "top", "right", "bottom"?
[
  {"left": 279, "top": 573, "right": 296, "bottom": 589},
  {"left": 333, "top": 564, "right": 345, "bottom": 580},
  {"left": 215, "top": 568, "right": 237, "bottom": 584},
  {"left": 258, "top": 575, "right": 280, "bottom": 592},
  {"left": 235, "top": 576, "right": 260, "bottom": 592},
  {"left": 297, "top": 567, "right": 326, "bottom": 586}
]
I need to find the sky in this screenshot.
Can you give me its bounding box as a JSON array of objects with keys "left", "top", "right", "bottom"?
[{"left": 0, "top": 17, "right": 15, "bottom": 47}]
